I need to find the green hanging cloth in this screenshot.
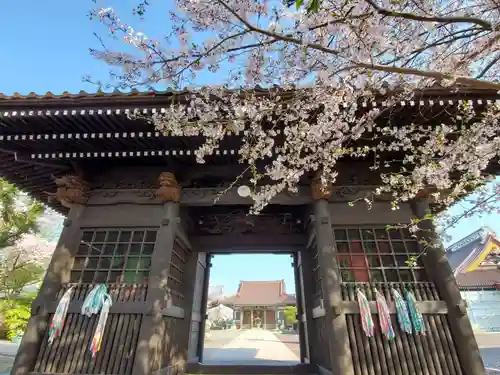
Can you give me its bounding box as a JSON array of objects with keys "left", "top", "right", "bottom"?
[
  {"left": 81, "top": 284, "right": 108, "bottom": 317},
  {"left": 81, "top": 284, "right": 113, "bottom": 356},
  {"left": 392, "top": 288, "right": 412, "bottom": 334},
  {"left": 405, "top": 290, "right": 426, "bottom": 335}
]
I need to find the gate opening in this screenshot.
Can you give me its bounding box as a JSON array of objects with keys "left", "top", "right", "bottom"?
[{"left": 202, "top": 253, "right": 302, "bottom": 365}]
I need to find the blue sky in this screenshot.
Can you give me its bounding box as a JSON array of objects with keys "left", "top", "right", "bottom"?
[
  {"left": 1, "top": 0, "right": 499, "bottom": 294},
  {"left": 210, "top": 254, "right": 296, "bottom": 295}
]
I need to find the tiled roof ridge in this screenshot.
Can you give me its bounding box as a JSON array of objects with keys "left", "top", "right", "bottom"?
[
  {"left": 446, "top": 227, "right": 491, "bottom": 253},
  {"left": 239, "top": 280, "right": 284, "bottom": 284},
  {"left": 1, "top": 85, "right": 499, "bottom": 101},
  {"left": 454, "top": 233, "right": 500, "bottom": 275},
  {"left": 455, "top": 268, "right": 500, "bottom": 288},
  {"left": 0, "top": 89, "right": 168, "bottom": 100},
  {"left": 0, "top": 86, "right": 283, "bottom": 101}
]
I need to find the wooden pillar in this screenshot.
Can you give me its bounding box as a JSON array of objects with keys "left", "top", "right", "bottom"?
[
  {"left": 132, "top": 172, "right": 181, "bottom": 375},
  {"left": 11, "top": 175, "right": 90, "bottom": 375},
  {"left": 197, "top": 253, "right": 212, "bottom": 362},
  {"left": 300, "top": 247, "right": 316, "bottom": 364},
  {"left": 312, "top": 175, "right": 354, "bottom": 375},
  {"left": 182, "top": 239, "right": 199, "bottom": 363},
  {"left": 411, "top": 197, "right": 485, "bottom": 375},
  {"left": 251, "top": 308, "right": 254, "bottom": 328},
  {"left": 264, "top": 308, "right": 267, "bottom": 329},
  {"left": 295, "top": 251, "right": 311, "bottom": 363}
]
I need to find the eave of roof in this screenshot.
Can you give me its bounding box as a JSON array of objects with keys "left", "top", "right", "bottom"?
[
  {"left": 0, "top": 86, "right": 499, "bottom": 215},
  {"left": 466, "top": 236, "right": 500, "bottom": 272},
  {"left": 230, "top": 280, "right": 295, "bottom": 306},
  {"left": 451, "top": 234, "right": 500, "bottom": 275},
  {"left": 455, "top": 268, "right": 500, "bottom": 288},
  {"left": 0, "top": 86, "right": 499, "bottom": 112}
]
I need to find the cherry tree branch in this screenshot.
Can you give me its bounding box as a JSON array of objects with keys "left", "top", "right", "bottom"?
[
  {"left": 477, "top": 53, "right": 500, "bottom": 78},
  {"left": 216, "top": 0, "right": 500, "bottom": 90},
  {"left": 364, "top": 0, "right": 494, "bottom": 30}
]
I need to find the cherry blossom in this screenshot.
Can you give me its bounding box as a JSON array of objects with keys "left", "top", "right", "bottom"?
[{"left": 89, "top": 0, "right": 500, "bottom": 237}]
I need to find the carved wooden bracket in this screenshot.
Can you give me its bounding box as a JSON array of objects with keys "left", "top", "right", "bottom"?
[
  {"left": 46, "top": 175, "right": 90, "bottom": 208},
  {"left": 311, "top": 172, "right": 333, "bottom": 200},
  {"left": 156, "top": 172, "right": 181, "bottom": 202}
]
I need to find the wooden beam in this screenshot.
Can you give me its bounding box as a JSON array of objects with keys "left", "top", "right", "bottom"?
[
  {"left": 31, "top": 300, "right": 186, "bottom": 316},
  {"left": 191, "top": 234, "right": 306, "bottom": 253},
  {"left": 14, "top": 152, "right": 71, "bottom": 170},
  {"left": 186, "top": 363, "right": 316, "bottom": 374}
]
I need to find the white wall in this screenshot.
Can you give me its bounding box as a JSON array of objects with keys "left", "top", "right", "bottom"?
[{"left": 461, "top": 290, "right": 500, "bottom": 332}]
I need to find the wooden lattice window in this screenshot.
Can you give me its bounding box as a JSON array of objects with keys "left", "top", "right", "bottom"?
[
  {"left": 334, "top": 227, "right": 428, "bottom": 283},
  {"left": 166, "top": 239, "right": 190, "bottom": 306},
  {"left": 71, "top": 228, "right": 158, "bottom": 284},
  {"left": 309, "top": 242, "right": 323, "bottom": 306}
]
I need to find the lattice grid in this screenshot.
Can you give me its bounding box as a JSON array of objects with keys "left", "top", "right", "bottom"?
[
  {"left": 71, "top": 228, "right": 157, "bottom": 284},
  {"left": 333, "top": 227, "right": 429, "bottom": 283}
]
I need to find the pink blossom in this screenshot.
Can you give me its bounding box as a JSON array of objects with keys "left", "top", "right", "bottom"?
[{"left": 88, "top": 0, "right": 500, "bottom": 224}]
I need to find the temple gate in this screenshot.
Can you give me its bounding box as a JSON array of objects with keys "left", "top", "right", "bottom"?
[{"left": 0, "top": 88, "right": 496, "bottom": 375}]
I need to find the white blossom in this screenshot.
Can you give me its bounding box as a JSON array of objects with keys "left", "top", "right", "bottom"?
[{"left": 88, "top": 0, "right": 500, "bottom": 224}]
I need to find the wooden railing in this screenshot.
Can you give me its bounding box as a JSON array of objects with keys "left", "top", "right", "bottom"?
[{"left": 56, "top": 283, "right": 149, "bottom": 302}]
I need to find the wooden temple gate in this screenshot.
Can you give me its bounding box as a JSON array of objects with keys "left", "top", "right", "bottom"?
[{"left": 0, "top": 89, "right": 496, "bottom": 375}]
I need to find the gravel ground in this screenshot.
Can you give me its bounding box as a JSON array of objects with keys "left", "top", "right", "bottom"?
[
  {"left": 481, "top": 348, "right": 500, "bottom": 370},
  {"left": 273, "top": 332, "right": 300, "bottom": 359},
  {"left": 0, "top": 355, "right": 14, "bottom": 373}
]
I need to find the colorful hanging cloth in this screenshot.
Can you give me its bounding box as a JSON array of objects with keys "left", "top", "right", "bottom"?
[
  {"left": 357, "top": 289, "right": 374, "bottom": 337},
  {"left": 48, "top": 286, "right": 73, "bottom": 343},
  {"left": 81, "top": 284, "right": 108, "bottom": 317},
  {"left": 375, "top": 289, "right": 394, "bottom": 340},
  {"left": 392, "top": 288, "right": 412, "bottom": 334},
  {"left": 81, "top": 284, "right": 113, "bottom": 356},
  {"left": 405, "top": 290, "right": 426, "bottom": 335},
  {"left": 90, "top": 293, "right": 112, "bottom": 357}
]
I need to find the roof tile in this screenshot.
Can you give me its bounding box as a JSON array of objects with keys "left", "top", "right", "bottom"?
[
  {"left": 228, "top": 280, "right": 296, "bottom": 306},
  {"left": 456, "top": 268, "right": 500, "bottom": 288}
]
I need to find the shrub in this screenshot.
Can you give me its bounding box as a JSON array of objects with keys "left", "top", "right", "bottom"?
[{"left": 4, "top": 304, "right": 31, "bottom": 341}]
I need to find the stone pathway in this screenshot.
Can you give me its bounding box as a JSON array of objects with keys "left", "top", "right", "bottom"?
[{"left": 203, "top": 329, "right": 299, "bottom": 365}]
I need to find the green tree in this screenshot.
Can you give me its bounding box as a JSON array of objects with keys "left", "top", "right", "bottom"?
[
  {"left": 0, "top": 179, "right": 45, "bottom": 340},
  {"left": 0, "top": 179, "right": 43, "bottom": 249},
  {"left": 0, "top": 292, "right": 37, "bottom": 341},
  {"left": 0, "top": 179, "right": 45, "bottom": 300},
  {"left": 283, "top": 306, "right": 298, "bottom": 325}
]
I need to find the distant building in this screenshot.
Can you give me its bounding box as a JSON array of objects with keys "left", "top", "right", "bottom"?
[
  {"left": 207, "top": 304, "right": 234, "bottom": 323},
  {"left": 222, "top": 280, "right": 296, "bottom": 329},
  {"left": 207, "top": 284, "right": 225, "bottom": 302},
  {"left": 446, "top": 227, "right": 500, "bottom": 332}
]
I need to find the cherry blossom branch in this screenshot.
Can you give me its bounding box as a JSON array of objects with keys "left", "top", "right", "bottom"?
[
  {"left": 90, "top": 2, "right": 500, "bottom": 236},
  {"left": 215, "top": 0, "right": 500, "bottom": 90},
  {"left": 364, "top": 0, "right": 494, "bottom": 30},
  {"left": 477, "top": 53, "right": 500, "bottom": 78}
]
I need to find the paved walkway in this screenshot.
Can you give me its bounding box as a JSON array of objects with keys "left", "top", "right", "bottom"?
[{"left": 203, "top": 329, "right": 300, "bottom": 365}]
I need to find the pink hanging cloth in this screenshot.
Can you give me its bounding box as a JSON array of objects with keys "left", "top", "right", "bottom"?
[
  {"left": 357, "top": 288, "right": 374, "bottom": 337},
  {"left": 375, "top": 288, "right": 395, "bottom": 340}
]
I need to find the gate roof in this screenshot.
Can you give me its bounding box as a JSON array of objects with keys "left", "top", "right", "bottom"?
[{"left": 0, "top": 87, "right": 499, "bottom": 214}]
